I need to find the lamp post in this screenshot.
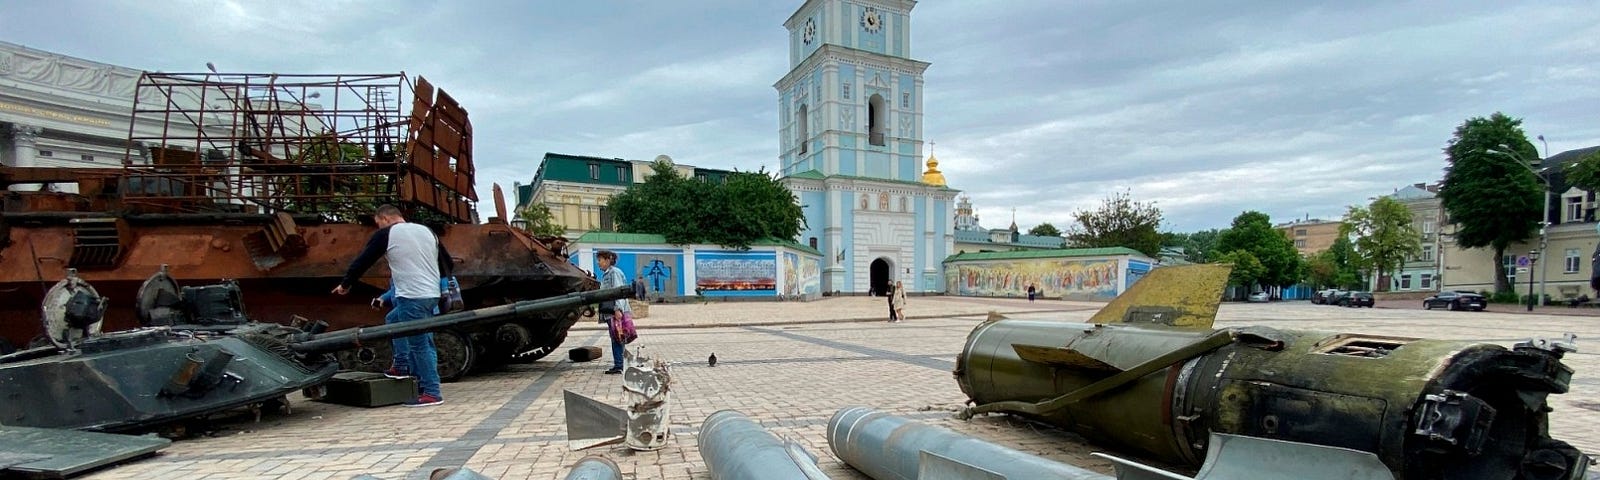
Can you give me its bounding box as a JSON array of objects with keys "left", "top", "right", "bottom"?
[
  {"left": 1489, "top": 145, "right": 1550, "bottom": 305},
  {"left": 1527, "top": 249, "right": 1540, "bottom": 311}
]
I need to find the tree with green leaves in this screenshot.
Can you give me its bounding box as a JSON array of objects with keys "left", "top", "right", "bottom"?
[
  {"left": 1218, "top": 250, "right": 1265, "bottom": 288},
  {"left": 1562, "top": 149, "right": 1600, "bottom": 193},
  {"left": 1324, "top": 235, "right": 1364, "bottom": 289},
  {"left": 514, "top": 203, "right": 567, "bottom": 237},
  {"left": 1065, "top": 190, "right": 1164, "bottom": 258},
  {"left": 1182, "top": 228, "right": 1227, "bottom": 263},
  {"left": 1341, "top": 197, "right": 1421, "bottom": 292},
  {"left": 1215, "top": 211, "right": 1304, "bottom": 288},
  {"left": 1027, "top": 222, "right": 1063, "bottom": 239},
  {"left": 609, "top": 160, "right": 806, "bottom": 249},
  {"left": 1437, "top": 112, "right": 1542, "bottom": 294}
]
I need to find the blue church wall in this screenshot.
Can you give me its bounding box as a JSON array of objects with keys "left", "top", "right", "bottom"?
[
  {"left": 838, "top": 137, "right": 857, "bottom": 175},
  {"left": 570, "top": 248, "right": 686, "bottom": 298},
  {"left": 840, "top": 190, "right": 855, "bottom": 292},
  {"left": 865, "top": 151, "right": 891, "bottom": 177},
  {"left": 914, "top": 196, "right": 927, "bottom": 290},
  {"left": 574, "top": 241, "right": 822, "bottom": 301},
  {"left": 932, "top": 198, "right": 947, "bottom": 291},
  {"left": 892, "top": 14, "right": 905, "bottom": 57}
]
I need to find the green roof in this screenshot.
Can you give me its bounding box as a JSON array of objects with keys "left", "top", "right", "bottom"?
[
  {"left": 783, "top": 170, "right": 952, "bottom": 189},
  {"left": 575, "top": 231, "right": 822, "bottom": 256},
  {"left": 943, "top": 247, "right": 1147, "bottom": 263}
]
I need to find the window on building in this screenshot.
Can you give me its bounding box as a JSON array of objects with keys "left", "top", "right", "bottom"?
[
  {"left": 616, "top": 166, "right": 626, "bottom": 182},
  {"left": 1503, "top": 255, "right": 1517, "bottom": 282},
  {"left": 38, "top": 150, "right": 53, "bottom": 157},
  {"left": 1400, "top": 275, "right": 1412, "bottom": 290},
  {"left": 1422, "top": 245, "right": 1434, "bottom": 261},
  {"left": 809, "top": 237, "right": 818, "bottom": 249},
  {"left": 1294, "top": 239, "right": 1307, "bottom": 248},
  {"left": 1422, "top": 219, "right": 1435, "bottom": 234},
  {"left": 901, "top": 92, "right": 911, "bottom": 108},
  {"left": 868, "top": 94, "right": 886, "bottom": 146},
  {"left": 842, "top": 83, "right": 851, "bottom": 99},
  {"left": 80, "top": 154, "right": 94, "bottom": 162},
  {"left": 589, "top": 163, "right": 599, "bottom": 180},
  {"left": 1567, "top": 248, "right": 1581, "bottom": 273},
  {"left": 598, "top": 206, "right": 614, "bottom": 232},
  {"left": 1567, "top": 196, "right": 1584, "bottom": 222},
  {"left": 1295, "top": 228, "right": 1308, "bottom": 236},
  {"left": 797, "top": 104, "right": 810, "bottom": 153},
  {"left": 1421, "top": 274, "right": 1433, "bottom": 289}
]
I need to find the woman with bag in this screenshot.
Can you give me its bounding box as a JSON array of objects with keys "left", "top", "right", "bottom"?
[
  {"left": 891, "top": 280, "right": 907, "bottom": 323},
  {"left": 596, "top": 250, "right": 635, "bottom": 374}
]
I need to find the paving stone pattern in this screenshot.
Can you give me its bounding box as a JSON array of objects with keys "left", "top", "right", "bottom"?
[{"left": 79, "top": 297, "right": 1600, "bottom": 479}]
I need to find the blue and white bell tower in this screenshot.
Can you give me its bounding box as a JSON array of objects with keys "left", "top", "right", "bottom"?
[{"left": 777, "top": 0, "right": 957, "bottom": 295}]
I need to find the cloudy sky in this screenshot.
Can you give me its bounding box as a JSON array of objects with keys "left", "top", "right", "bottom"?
[{"left": 4, "top": 0, "right": 1598, "bottom": 232}]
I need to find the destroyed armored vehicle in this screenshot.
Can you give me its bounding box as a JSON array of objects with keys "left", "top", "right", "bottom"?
[{"left": 0, "top": 71, "right": 599, "bottom": 381}]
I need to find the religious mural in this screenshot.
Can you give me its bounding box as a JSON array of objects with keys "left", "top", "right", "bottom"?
[
  {"left": 800, "top": 256, "right": 821, "bottom": 295},
  {"left": 695, "top": 252, "right": 777, "bottom": 296},
  {"left": 783, "top": 252, "right": 801, "bottom": 296},
  {"left": 946, "top": 258, "right": 1120, "bottom": 299},
  {"left": 635, "top": 254, "right": 681, "bottom": 297}
]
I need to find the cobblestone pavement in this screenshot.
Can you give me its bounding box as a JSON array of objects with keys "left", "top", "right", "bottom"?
[{"left": 79, "top": 297, "right": 1600, "bottom": 480}]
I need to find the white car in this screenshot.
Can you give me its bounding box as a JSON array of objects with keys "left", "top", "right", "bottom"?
[{"left": 1247, "top": 291, "right": 1270, "bottom": 303}]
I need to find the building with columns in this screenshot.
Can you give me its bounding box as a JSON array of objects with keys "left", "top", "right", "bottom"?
[
  {"left": 776, "top": 0, "right": 958, "bottom": 296},
  {"left": 1, "top": 41, "right": 203, "bottom": 191}
]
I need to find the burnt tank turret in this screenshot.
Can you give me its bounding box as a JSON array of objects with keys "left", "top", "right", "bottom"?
[
  {"left": 0, "top": 71, "right": 600, "bottom": 381},
  {"left": 0, "top": 268, "right": 635, "bottom": 433}
]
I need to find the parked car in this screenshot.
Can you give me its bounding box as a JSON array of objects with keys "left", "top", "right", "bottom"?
[
  {"left": 1311, "top": 289, "right": 1337, "bottom": 304},
  {"left": 1325, "top": 290, "right": 1351, "bottom": 306},
  {"left": 1423, "top": 291, "right": 1487, "bottom": 311},
  {"left": 1247, "top": 291, "right": 1270, "bottom": 303},
  {"left": 1340, "top": 291, "right": 1374, "bottom": 308}
]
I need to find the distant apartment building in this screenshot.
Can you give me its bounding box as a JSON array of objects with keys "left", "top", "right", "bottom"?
[
  {"left": 1276, "top": 218, "right": 1342, "bottom": 256},
  {"left": 513, "top": 153, "right": 732, "bottom": 238},
  {"left": 1387, "top": 183, "right": 1443, "bottom": 292},
  {"left": 1441, "top": 145, "right": 1600, "bottom": 300}
]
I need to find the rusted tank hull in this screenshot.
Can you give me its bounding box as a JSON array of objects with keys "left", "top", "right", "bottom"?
[{"left": 0, "top": 216, "right": 598, "bottom": 378}]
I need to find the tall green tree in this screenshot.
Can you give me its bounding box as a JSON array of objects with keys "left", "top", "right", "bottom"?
[
  {"left": 1027, "top": 222, "right": 1063, "bottom": 239},
  {"left": 1215, "top": 211, "right": 1304, "bottom": 288},
  {"left": 1218, "top": 250, "right": 1265, "bottom": 288},
  {"left": 1437, "top": 112, "right": 1542, "bottom": 294},
  {"left": 609, "top": 161, "right": 806, "bottom": 249},
  {"left": 1065, "top": 190, "right": 1164, "bottom": 258},
  {"left": 1562, "top": 149, "right": 1600, "bottom": 193},
  {"left": 1341, "top": 197, "right": 1422, "bottom": 292},
  {"left": 1324, "top": 235, "right": 1364, "bottom": 289},
  {"left": 1182, "top": 228, "right": 1227, "bottom": 263},
  {"left": 514, "top": 203, "right": 567, "bottom": 237}
]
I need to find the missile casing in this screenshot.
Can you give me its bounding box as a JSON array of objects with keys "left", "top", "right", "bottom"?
[
  {"left": 698, "top": 409, "right": 831, "bottom": 480},
  {"left": 954, "top": 264, "right": 1592, "bottom": 480},
  {"left": 827, "top": 406, "right": 1112, "bottom": 480},
  {"left": 563, "top": 456, "right": 623, "bottom": 480}
]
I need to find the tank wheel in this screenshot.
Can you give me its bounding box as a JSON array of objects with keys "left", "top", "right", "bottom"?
[{"left": 433, "top": 329, "right": 476, "bottom": 382}]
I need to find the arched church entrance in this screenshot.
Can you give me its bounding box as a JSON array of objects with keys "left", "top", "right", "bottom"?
[{"left": 870, "top": 258, "right": 891, "bottom": 296}]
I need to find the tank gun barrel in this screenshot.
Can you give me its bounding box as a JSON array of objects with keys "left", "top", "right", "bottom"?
[{"left": 290, "top": 286, "right": 634, "bottom": 354}]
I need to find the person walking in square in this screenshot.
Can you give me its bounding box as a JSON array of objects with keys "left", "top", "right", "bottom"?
[
  {"left": 891, "top": 280, "right": 907, "bottom": 323},
  {"left": 333, "top": 204, "right": 450, "bottom": 407},
  {"left": 1027, "top": 283, "right": 1037, "bottom": 302},
  {"left": 596, "top": 250, "right": 633, "bottom": 374},
  {"left": 885, "top": 281, "right": 898, "bottom": 322}
]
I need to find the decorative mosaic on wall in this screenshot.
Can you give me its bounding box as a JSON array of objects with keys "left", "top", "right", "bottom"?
[{"left": 946, "top": 258, "right": 1120, "bottom": 299}]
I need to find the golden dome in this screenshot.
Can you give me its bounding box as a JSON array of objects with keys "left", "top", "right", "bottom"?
[{"left": 921, "top": 154, "right": 946, "bottom": 187}]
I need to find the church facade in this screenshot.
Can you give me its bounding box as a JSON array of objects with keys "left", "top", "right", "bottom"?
[{"left": 775, "top": 0, "right": 957, "bottom": 295}]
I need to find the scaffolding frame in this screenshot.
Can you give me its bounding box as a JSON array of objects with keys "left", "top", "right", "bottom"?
[{"left": 118, "top": 72, "right": 476, "bottom": 223}]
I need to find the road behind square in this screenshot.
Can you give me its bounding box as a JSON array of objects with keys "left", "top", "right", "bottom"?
[{"left": 81, "top": 297, "right": 1600, "bottom": 480}]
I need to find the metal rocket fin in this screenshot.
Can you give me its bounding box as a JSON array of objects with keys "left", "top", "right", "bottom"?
[
  {"left": 563, "top": 390, "right": 627, "bottom": 451},
  {"left": 1010, "top": 344, "right": 1122, "bottom": 373},
  {"left": 1086, "top": 264, "right": 1231, "bottom": 330}
]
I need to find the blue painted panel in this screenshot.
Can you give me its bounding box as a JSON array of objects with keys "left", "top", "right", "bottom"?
[
  {"left": 914, "top": 193, "right": 927, "bottom": 276},
  {"left": 899, "top": 154, "right": 916, "bottom": 181},
  {"left": 840, "top": 188, "right": 855, "bottom": 292},
  {"left": 696, "top": 251, "right": 778, "bottom": 297},
  {"left": 840, "top": 3, "right": 853, "bottom": 47},
  {"left": 839, "top": 144, "right": 857, "bottom": 176},
  {"left": 865, "top": 150, "right": 891, "bottom": 178},
  {"left": 839, "top": 64, "right": 855, "bottom": 99},
  {"left": 892, "top": 13, "right": 904, "bottom": 57},
  {"left": 801, "top": 191, "right": 826, "bottom": 245}
]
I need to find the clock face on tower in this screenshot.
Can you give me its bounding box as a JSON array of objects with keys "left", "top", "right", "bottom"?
[
  {"left": 861, "top": 8, "right": 882, "bottom": 33},
  {"left": 803, "top": 18, "right": 817, "bottom": 44}
]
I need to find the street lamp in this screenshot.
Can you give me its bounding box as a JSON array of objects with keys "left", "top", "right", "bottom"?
[
  {"left": 1527, "top": 249, "right": 1540, "bottom": 311},
  {"left": 1488, "top": 145, "right": 1551, "bottom": 304}
]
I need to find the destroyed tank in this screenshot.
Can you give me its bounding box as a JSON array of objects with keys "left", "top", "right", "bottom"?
[
  {"left": 0, "top": 71, "right": 598, "bottom": 381},
  {"left": 0, "top": 268, "right": 635, "bottom": 433}
]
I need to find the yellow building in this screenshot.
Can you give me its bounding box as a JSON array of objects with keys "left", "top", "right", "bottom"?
[
  {"left": 513, "top": 153, "right": 731, "bottom": 238},
  {"left": 1276, "top": 219, "right": 1343, "bottom": 256}
]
